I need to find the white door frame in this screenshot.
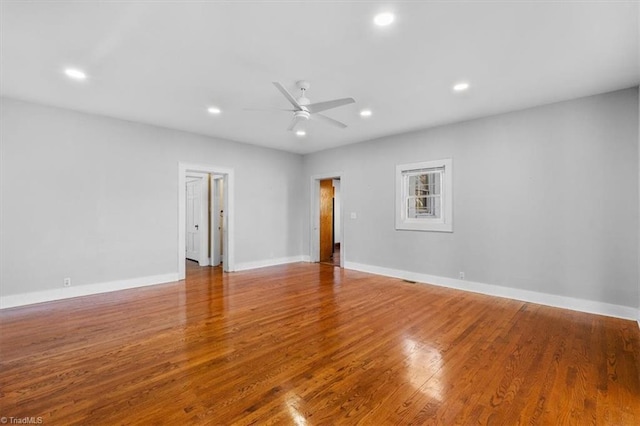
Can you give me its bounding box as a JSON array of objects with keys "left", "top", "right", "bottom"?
[
  {"left": 310, "top": 172, "right": 344, "bottom": 266},
  {"left": 179, "top": 162, "right": 235, "bottom": 279}
]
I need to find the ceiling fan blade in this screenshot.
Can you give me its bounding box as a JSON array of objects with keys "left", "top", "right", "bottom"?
[
  {"left": 273, "top": 82, "right": 302, "bottom": 110},
  {"left": 243, "top": 107, "right": 296, "bottom": 112},
  {"left": 314, "top": 113, "right": 348, "bottom": 129},
  {"left": 287, "top": 116, "right": 303, "bottom": 131},
  {"left": 306, "top": 98, "right": 355, "bottom": 114}
]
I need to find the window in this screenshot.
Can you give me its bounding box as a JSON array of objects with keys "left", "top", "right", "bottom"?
[
  {"left": 396, "top": 159, "right": 453, "bottom": 232},
  {"left": 406, "top": 169, "right": 442, "bottom": 219}
]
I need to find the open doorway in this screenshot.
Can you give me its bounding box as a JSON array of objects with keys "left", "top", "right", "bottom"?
[
  {"left": 178, "top": 163, "right": 235, "bottom": 280},
  {"left": 310, "top": 173, "right": 344, "bottom": 267}
]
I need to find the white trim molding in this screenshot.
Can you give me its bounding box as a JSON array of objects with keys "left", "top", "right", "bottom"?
[
  {"left": 0, "top": 273, "right": 179, "bottom": 310},
  {"left": 344, "top": 261, "right": 638, "bottom": 321}
]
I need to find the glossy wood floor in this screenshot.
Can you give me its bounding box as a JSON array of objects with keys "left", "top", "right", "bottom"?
[{"left": 1, "top": 262, "right": 639, "bottom": 425}]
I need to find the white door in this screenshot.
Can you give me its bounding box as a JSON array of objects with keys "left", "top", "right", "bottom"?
[
  {"left": 211, "top": 177, "right": 222, "bottom": 266},
  {"left": 186, "top": 179, "right": 201, "bottom": 261}
]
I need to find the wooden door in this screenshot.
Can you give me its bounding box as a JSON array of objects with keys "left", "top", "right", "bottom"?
[
  {"left": 319, "top": 179, "right": 334, "bottom": 262},
  {"left": 186, "top": 179, "right": 201, "bottom": 261}
]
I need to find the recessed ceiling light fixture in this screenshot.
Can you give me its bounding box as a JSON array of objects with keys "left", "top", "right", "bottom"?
[
  {"left": 207, "top": 106, "right": 221, "bottom": 115},
  {"left": 296, "top": 130, "right": 306, "bottom": 137},
  {"left": 453, "top": 82, "right": 470, "bottom": 92},
  {"left": 374, "top": 12, "right": 395, "bottom": 27},
  {"left": 64, "top": 68, "right": 87, "bottom": 80},
  {"left": 360, "top": 109, "right": 372, "bottom": 117}
]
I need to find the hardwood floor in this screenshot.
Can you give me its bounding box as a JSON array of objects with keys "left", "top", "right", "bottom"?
[{"left": 1, "top": 262, "right": 639, "bottom": 425}]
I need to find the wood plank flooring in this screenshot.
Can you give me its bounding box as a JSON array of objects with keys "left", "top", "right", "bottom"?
[{"left": 1, "top": 262, "right": 639, "bottom": 425}]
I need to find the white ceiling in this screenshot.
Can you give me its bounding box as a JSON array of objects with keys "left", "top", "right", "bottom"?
[{"left": 1, "top": 1, "right": 638, "bottom": 154}]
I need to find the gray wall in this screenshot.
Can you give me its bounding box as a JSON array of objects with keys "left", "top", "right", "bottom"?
[
  {"left": 2, "top": 89, "right": 638, "bottom": 310},
  {"left": 1, "top": 98, "right": 303, "bottom": 296},
  {"left": 303, "top": 88, "right": 639, "bottom": 308}
]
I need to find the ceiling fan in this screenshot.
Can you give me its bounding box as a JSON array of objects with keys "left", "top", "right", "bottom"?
[{"left": 256, "top": 81, "right": 355, "bottom": 132}]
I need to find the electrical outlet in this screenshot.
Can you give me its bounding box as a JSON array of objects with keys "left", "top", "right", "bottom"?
[
  {"left": 459, "top": 272, "right": 465, "bottom": 280},
  {"left": 63, "top": 277, "right": 71, "bottom": 287}
]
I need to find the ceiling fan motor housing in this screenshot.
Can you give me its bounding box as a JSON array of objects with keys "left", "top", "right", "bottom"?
[{"left": 294, "top": 110, "right": 311, "bottom": 120}]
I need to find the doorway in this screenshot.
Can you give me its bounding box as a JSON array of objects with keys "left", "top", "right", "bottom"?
[
  {"left": 310, "top": 173, "right": 344, "bottom": 267},
  {"left": 319, "top": 179, "right": 333, "bottom": 263},
  {"left": 178, "top": 163, "right": 235, "bottom": 280}
]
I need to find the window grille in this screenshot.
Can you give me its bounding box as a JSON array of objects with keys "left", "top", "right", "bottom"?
[{"left": 405, "top": 168, "right": 443, "bottom": 219}]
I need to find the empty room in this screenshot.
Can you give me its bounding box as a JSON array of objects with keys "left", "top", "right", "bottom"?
[{"left": 1, "top": 1, "right": 639, "bottom": 424}]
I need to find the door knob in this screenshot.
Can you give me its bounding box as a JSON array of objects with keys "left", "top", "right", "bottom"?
[{"left": 195, "top": 225, "right": 199, "bottom": 230}]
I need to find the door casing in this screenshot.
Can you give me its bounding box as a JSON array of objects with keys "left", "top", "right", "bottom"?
[{"left": 178, "top": 162, "right": 234, "bottom": 279}]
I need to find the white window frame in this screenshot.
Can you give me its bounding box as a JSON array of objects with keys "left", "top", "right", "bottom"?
[{"left": 396, "top": 159, "right": 453, "bottom": 232}]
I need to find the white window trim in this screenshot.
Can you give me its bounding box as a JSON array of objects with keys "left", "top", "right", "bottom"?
[{"left": 396, "top": 158, "right": 453, "bottom": 232}]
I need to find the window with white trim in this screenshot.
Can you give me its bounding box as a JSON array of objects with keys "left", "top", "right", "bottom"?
[{"left": 396, "top": 159, "right": 453, "bottom": 232}]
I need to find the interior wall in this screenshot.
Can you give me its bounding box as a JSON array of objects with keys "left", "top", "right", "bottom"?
[
  {"left": 302, "top": 88, "right": 639, "bottom": 308},
  {"left": 2, "top": 89, "right": 638, "bottom": 313},
  {"left": 0, "top": 97, "right": 303, "bottom": 298}
]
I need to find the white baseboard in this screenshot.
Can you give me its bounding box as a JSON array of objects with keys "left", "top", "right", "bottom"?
[
  {"left": 234, "top": 255, "right": 309, "bottom": 272},
  {"left": 0, "top": 273, "right": 179, "bottom": 310},
  {"left": 4, "top": 261, "right": 636, "bottom": 323},
  {"left": 344, "top": 261, "right": 638, "bottom": 321}
]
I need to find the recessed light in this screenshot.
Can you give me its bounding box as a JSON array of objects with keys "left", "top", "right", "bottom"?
[
  {"left": 296, "top": 130, "right": 306, "bottom": 137},
  {"left": 453, "top": 82, "right": 470, "bottom": 92},
  {"left": 374, "top": 12, "right": 395, "bottom": 27},
  {"left": 207, "top": 107, "right": 221, "bottom": 115},
  {"left": 360, "top": 109, "right": 372, "bottom": 117},
  {"left": 64, "top": 68, "right": 87, "bottom": 80}
]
